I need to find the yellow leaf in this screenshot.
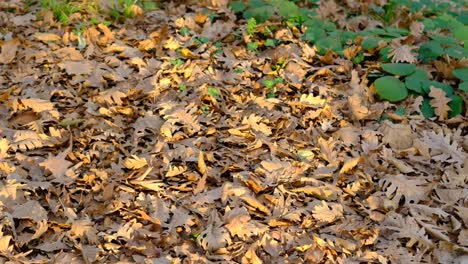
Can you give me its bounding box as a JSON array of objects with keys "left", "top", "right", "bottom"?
[
  {"left": 339, "top": 156, "right": 362, "bottom": 174},
  {"left": 34, "top": 32, "right": 61, "bottom": 43},
  {"left": 300, "top": 94, "right": 326, "bottom": 107},
  {"left": 123, "top": 155, "right": 147, "bottom": 170},
  {"left": 197, "top": 151, "right": 207, "bottom": 175},
  {"left": 166, "top": 165, "right": 187, "bottom": 177}
]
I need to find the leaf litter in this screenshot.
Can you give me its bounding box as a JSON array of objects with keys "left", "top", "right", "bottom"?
[{"left": 0, "top": 1, "right": 467, "bottom": 263}]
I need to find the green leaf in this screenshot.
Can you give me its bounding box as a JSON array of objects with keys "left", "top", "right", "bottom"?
[
  {"left": 445, "top": 45, "right": 468, "bottom": 59},
  {"left": 229, "top": 1, "right": 246, "bottom": 12},
  {"left": 277, "top": 1, "right": 300, "bottom": 18},
  {"left": 430, "top": 35, "right": 458, "bottom": 45},
  {"left": 420, "top": 97, "right": 435, "bottom": 118},
  {"left": 448, "top": 95, "right": 463, "bottom": 118},
  {"left": 395, "top": 108, "right": 406, "bottom": 116},
  {"left": 452, "top": 25, "right": 468, "bottom": 40},
  {"left": 244, "top": 5, "right": 274, "bottom": 23},
  {"left": 179, "top": 84, "right": 187, "bottom": 91},
  {"left": 379, "top": 46, "right": 392, "bottom": 62},
  {"left": 404, "top": 70, "right": 428, "bottom": 94},
  {"left": 59, "top": 119, "right": 84, "bottom": 127},
  {"left": 362, "top": 37, "right": 380, "bottom": 50},
  {"left": 381, "top": 63, "right": 416, "bottom": 76},
  {"left": 316, "top": 36, "right": 343, "bottom": 55},
  {"left": 207, "top": 87, "right": 220, "bottom": 98},
  {"left": 353, "top": 53, "right": 365, "bottom": 64},
  {"left": 452, "top": 68, "right": 468, "bottom": 81},
  {"left": 422, "top": 81, "right": 454, "bottom": 96},
  {"left": 247, "top": 42, "right": 259, "bottom": 52},
  {"left": 374, "top": 76, "right": 408, "bottom": 102},
  {"left": 179, "top": 26, "right": 191, "bottom": 36},
  {"left": 264, "top": 39, "right": 276, "bottom": 47},
  {"left": 264, "top": 79, "right": 275, "bottom": 89},
  {"left": 419, "top": 41, "right": 444, "bottom": 61},
  {"left": 303, "top": 27, "right": 326, "bottom": 44},
  {"left": 233, "top": 68, "right": 244, "bottom": 74},
  {"left": 246, "top": 17, "right": 257, "bottom": 36},
  {"left": 459, "top": 82, "right": 468, "bottom": 92}
]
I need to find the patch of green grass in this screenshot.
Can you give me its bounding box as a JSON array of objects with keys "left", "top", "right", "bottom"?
[
  {"left": 40, "top": 0, "right": 81, "bottom": 23},
  {"left": 109, "top": 0, "right": 158, "bottom": 21}
]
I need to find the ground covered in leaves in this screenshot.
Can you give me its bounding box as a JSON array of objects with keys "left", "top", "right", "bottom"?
[{"left": 0, "top": 0, "right": 467, "bottom": 263}]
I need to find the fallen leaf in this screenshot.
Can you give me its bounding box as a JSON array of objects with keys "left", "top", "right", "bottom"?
[{"left": 0, "top": 38, "right": 20, "bottom": 64}]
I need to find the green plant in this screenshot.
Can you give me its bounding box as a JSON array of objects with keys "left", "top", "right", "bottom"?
[
  {"left": 373, "top": 63, "right": 464, "bottom": 117},
  {"left": 374, "top": 76, "right": 408, "bottom": 102},
  {"left": 207, "top": 87, "right": 220, "bottom": 99},
  {"left": 109, "top": 0, "right": 157, "bottom": 20},
  {"left": 41, "top": 0, "right": 81, "bottom": 23},
  {"left": 263, "top": 77, "right": 283, "bottom": 98},
  {"left": 246, "top": 17, "right": 257, "bottom": 36},
  {"left": 247, "top": 42, "right": 259, "bottom": 52}
]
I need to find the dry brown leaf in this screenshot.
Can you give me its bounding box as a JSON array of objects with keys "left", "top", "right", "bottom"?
[
  {"left": 12, "top": 200, "right": 48, "bottom": 222},
  {"left": 34, "top": 32, "right": 61, "bottom": 42},
  {"left": 389, "top": 43, "right": 417, "bottom": 63},
  {"left": 198, "top": 211, "right": 231, "bottom": 251},
  {"left": 0, "top": 138, "right": 9, "bottom": 160},
  {"left": 58, "top": 60, "right": 93, "bottom": 75},
  {"left": 291, "top": 185, "right": 341, "bottom": 201},
  {"left": 0, "top": 235, "right": 12, "bottom": 253},
  {"left": 0, "top": 38, "right": 20, "bottom": 64},
  {"left": 312, "top": 201, "right": 343, "bottom": 223},
  {"left": 381, "top": 122, "right": 414, "bottom": 150},
  {"left": 429, "top": 86, "right": 452, "bottom": 120},
  {"left": 339, "top": 156, "right": 361, "bottom": 174},
  {"left": 123, "top": 155, "right": 147, "bottom": 169},
  {"left": 166, "top": 165, "right": 187, "bottom": 177},
  {"left": 39, "top": 144, "right": 73, "bottom": 180},
  {"left": 348, "top": 94, "right": 369, "bottom": 120},
  {"left": 300, "top": 94, "right": 326, "bottom": 107}
]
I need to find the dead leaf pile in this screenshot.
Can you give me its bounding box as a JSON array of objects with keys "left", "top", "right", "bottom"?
[{"left": 0, "top": 1, "right": 466, "bottom": 263}]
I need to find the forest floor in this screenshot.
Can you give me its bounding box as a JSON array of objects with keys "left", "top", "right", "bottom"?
[{"left": 0, "top": 0, "right": 467, "bottom": 263}]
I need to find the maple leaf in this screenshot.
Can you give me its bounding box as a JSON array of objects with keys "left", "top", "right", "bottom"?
[{"left": 429, "top": 86, "right": 452, "bottom": 120}]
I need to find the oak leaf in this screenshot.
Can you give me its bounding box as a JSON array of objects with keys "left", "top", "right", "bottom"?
[
  {"left": 198, "top": 210, "right": 231, "bottom": 251},
  {"left": 39, "top": 147, "right": 72, "bottom": 180},
  {"left": 429, "top": 86, "right": 451, "bottom": 120},
  {"left": 0, "top": 38, "right": 20, "bottom": 64},
  {"left": 123, "top": 155, "right": 147, "bottom": 169},
  {"left": 312, "top": 201, "right": 343, "bottom": 223},
  {"left": 12, "top": 200, "right": 48, "bottom": 222}
]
